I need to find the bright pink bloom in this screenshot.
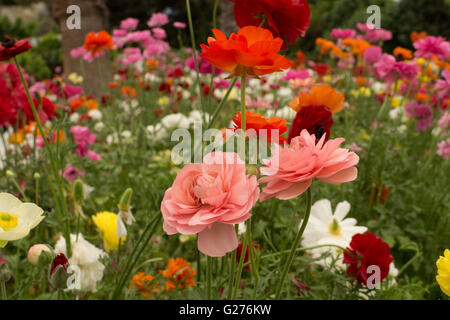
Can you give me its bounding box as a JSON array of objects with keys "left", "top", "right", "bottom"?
[
  {"left": 280, "top": 70, "right": 310, "bottom": 81},
  {"left": 365, "top": 28, "right": 392, "bottom": 42},
  {"left": 70, "top": 125, "right": 97, "bottom": 157},
  {"left": 414, "top": 36, "right": 450, "bottom": 60},
  {"left": 363, "top": 46, "right": 382, "bottom": 64},
  {"left": 437, "top": 139, "right": 450, "bottom": 159},
  {"left": 173, "top": 21, "right": 186, "bottom": 29},
  {"left": 62, "top": 166, "right": 85, "bottom": 183},
  {"left": 259, "top": 130, "right": 359, "bottom": 201},
  {"left": 404, "top": 101, "right": 433, "bottom": 131},
  {"left": 147, "top": 13, "right": 169, "bottom": 27},
  {"left": 120, "top": 18, "right": 139, "bottom": 31},
  {"left": 437, "top": 111, "right": 450, "bottom": 135},
  {"left": 152, "top": 28, "right": 166, "bottom": 40},
  {"left": 161, "top": 152, "right": 259, "bottom": 257},
  {"left": 70, "top": 46, "right": 86, "bottom": 59},
  {"left": 331, "top": 28, "right": 356, "bottom": 39}
]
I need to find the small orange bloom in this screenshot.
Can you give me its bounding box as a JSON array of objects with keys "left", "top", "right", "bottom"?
[
  {"left": 410, "top": 31, "right": 427, "bottom": 43},
  {"left": 160, "top": 258, "right": 196, "bottom": 291},
  {"left": 84, "top": 31, "right": 114, "bottom": 56},
  {"left": 342, "top": 38, "right": 371, "bottom": 58},
  {"left": 232, "top": 110, "right": 287, "bottom": 143},
  {"left": 200, "top": 26, "right": 291, "bottom": 77},
  {"left": 289, "top": 84, "right": 345, "bottom": 114},
  {"left": 296, "top": 51, "right": 306, "bottom": 63},
  {"left": 315, "top": 38, "right": 335, "bottom": 55},
  {"left": 84, "top": 98, "right": 98, "bottom": 110},
  {"left": 393, "top": 47, "right": 413, "bottom": 60},
  {"left": 108, "top": 82, "right": 119, "bottom": 88},
  {"left": 70, "top": 98, "right": 84, "bottom": 111},
  {"left": 9, "top": 129, "right": 25, "bottom": 145},
  {"left": 129, "top": 272, "right": 159, "bottom": 299},
  {"left": 356, "top": 77, "right": 367, "bottom": 87},
  {"left": 146, "top": 59, "right": 159, "bottom": 69},
  {"left": 120, "top": 86, "right": 137, "bottom": 98}
]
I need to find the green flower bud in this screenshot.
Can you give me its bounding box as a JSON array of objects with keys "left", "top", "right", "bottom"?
[
  {"left": 33, "top": 172, "right": 41, "bottom": 180},
  {"left": 118, "top": 188, "right": 133, "bottom": 211},
  {"left": 5, "top": 170, "right": 14, "bottom": 178},
  {"left": 73, "top": 179, "right": 84, "bottom": 204}
]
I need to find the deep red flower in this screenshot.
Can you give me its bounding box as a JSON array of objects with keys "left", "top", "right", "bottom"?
[
  {"left": 0, "top": 36, "right": 32, "bottom": 61},
  {"left": 0, "top": 94, "right": 16, "bottom": 126},
  {"left": 230, "top": 0, "right": 310, "bottom": 48},
  {"left": 291, "top": 277, "right": 310, "bottom": 296},
  {"left": 288, "top": 104, "right": 333, "bottom": 143},
  {"left": 50, "top": 253, "right": 69, "bottom": 276},
  {"left": 343, "top": 232, "right": 393, "bottom": 286},
  {"left": 236, "top": 242, "right": 261, "bottom": 270},
  {"left": 312, "top": 62, "right": 330, "bottom": 76},
  {"left": 22, "top": 97, "right": 55, "bottom": 123}
]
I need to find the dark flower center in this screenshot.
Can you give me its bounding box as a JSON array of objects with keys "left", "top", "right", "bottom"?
[
  {"left": 2, "top": 36, "right": 15, "bottom": 48},
  {"left": 315, "top": 125, "right": 325, "bottom": 139}
]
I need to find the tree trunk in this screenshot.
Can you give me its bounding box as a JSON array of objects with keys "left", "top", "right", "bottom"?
[
  {"left": 51, "top": 0, "right": 112, "bottom": 95},
  {"left": 219, "top": 0, "right": 237, "bottom": 36}
]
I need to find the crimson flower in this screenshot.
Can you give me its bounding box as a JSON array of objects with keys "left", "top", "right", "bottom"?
[
  {"left": 230, "top": 0, "right": 310, "bottom": 48},
  {"left": 236, "top": 242, "right": 261, "bottom": 270},
  {"left": 50, "top": 253, "right": 69, "bottom": 276},
  {"left": 0, "top": 36, "right": 32, "bottom": 61},
  {"left": 22, "top": 97, "right": 55, "bottom": 123},
  {"left": 343, "top": 232, "right": 393, "bottom": 286},
  {"left": 288, "top": 104, "right": 333, "bottom": 143}
]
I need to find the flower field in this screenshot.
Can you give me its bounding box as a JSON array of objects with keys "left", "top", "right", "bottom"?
[{"left": 0, "top": 0, "right": 449, "bottom": 301}]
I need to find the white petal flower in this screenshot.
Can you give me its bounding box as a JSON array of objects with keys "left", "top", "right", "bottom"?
[
  {"left": 301, "top": 199, "right": 367, "bottom": 269},
  {"left": 55, "top": 233, "right": 107, "bottom": 293},
  {"left": 0, "top": 193, "right": 45, "bottom": 242}
]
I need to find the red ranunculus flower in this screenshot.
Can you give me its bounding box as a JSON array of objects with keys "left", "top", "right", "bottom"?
[
  {"left": 236, "top": 241, "right": 261, "bottom": 270},
  {"left": 343, "top": 232, "right": 393, "bottom": 286},
  {"left": 0, "top": 36, "right": 32, "bottom": 61},
  {"left": 50, "top": 253, "right": 69, "bottom": 276},
  {"left": 0, "top": 95, "right": 16, "bottom": 126},
  {"left": 22, "top": 97, "right": 55, "bottom": 124},
  {"left": 288, "top": 104, "right": 333, "bottom": 144},
  {"left": 230, "top": 0, "right": 310, "bottom": 48}
]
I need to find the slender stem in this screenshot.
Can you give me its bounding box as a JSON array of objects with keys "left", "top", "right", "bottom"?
[
  {"left": 212, "top": 0, "right": 219, "bottom": 29},
  {"left": 248, "top": 219, "right": 259, "bottom": 299},
  {"left": 206, "top": 255, "right": 212, "bottom": 299},
  {"left": 207, "top": 77, "right": 238, "bottom": 129},
  {"left": 227, "top": 237, "right": 237, "bottom": 300},
  {"left": 239, "top": 74, "right": 247, "bottom": 162},
  {"left": 259, "top": 16, "right": 268, "bottom": 28},
  {"left": 232, "top": 223, "right": 250, "bottom": 299},
  {"left": 13, "top": 58, "right": 72, "bottom": 257},
  {"left": 0, "top": 281, "right": 6, "bottom": 300},
  {"left": 186, "top": 0, "right": 205, "bottom": 119},
  {"left": 275, "top": 188, "right": 312, "bottom": 299},
  {"left": 197, "top": 235, "right": 201, "bottom": 283},
  {"left": 398, "top": 250, "right": 422, "bottom": 276},
  {"left": 8, "top": 175, "right": 27, "bottom": 201}
]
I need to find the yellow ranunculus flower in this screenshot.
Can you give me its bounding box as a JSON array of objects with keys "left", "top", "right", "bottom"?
[
  {"left": 436, "top": 249, "right": 450, "bottom": 297},
  {"left": 92, "top": 211, "right": 126, "bottom": 252}
]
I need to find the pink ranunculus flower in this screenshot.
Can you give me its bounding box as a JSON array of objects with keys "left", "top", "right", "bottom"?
[
  {"left": 161, "top": 151, "right": 259, "bottom": 257},
  {"left": 147, "top": 12, "right": 169, "bottom": 27},
  {"left": 436, "top": 69, "right": 450, "bottom": 98},
  {"left": 152, "top": 27, "right": 167, "bottom": 40},
  {"left": 414, "top": 36, "right": 450, "bottom": 60},
  {"left": 331, "top": 28, "right": 356, "bottom": 39},
  {"left": 173, "top": 21, "right": 186, "bottom": 29},
  {"left": 120, "top": 18, "right": 139, "bottom": 31},
  {"left": 437, "top": 139, "right": 450, "bottom": 159},
  {"left": 363, "top": 46, "right": 382, "bottom": 64},
  {"left": 259, "top": 130, "right": 359, "bottom": 201}
]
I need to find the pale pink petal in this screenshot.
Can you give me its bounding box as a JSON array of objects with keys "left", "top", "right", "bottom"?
[{"left": 198, "top": 223, "right": 238, "bottom": 257}]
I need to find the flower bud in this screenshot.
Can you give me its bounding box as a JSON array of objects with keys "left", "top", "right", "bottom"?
[
  {"left": 246, "top": 165, "right": 259, "bottom": 177},
  {"left": 6, "top": 170, "right": 14, "bottom": 178},
  {"left": 28, "top": 244, "right": 53, "bottom": 267},
  {"left": 73, "top": 179, "right": 84, "bottom": 204},
  {"left": 118, "top": 188, "right": 133, "bottom": 211},
  {"left": 48, "top": 253, "right": 70, "bottom": 289},
  {"left": 33, "top": 172, "right": 41, "bottom": 180},
  {"left": 0, "top": 258, "right": 12, "bottom": 282}
]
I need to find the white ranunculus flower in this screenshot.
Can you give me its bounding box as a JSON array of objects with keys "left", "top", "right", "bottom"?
[
  {"left": 0, "top": 193, "right": 45, "bottom": 243},
  {"left": 278, "top": 87, "right": 293, "bottom": 99},
  {"left": 54, "top": 233, "right": 106, "bottom": 293},
  {"left": 94, "top": 122, "right": 105, "bottom": 131},
  {"left": 188, "top": 110, "right": 210, "bottom": 125},
  {"left": 266, "top": 106, "right": 296, "bottom": 121},
  {"left": 301, "top": 199, "right": 367, "bottom": 269},
  {"left": 87, "top": 109, "right": 102, "bottom": 120},
  {"left": 161, "top": 113, "right": 190, "bottom": 130},
  {"left": 146, "top": 124, "right": 168, "bottom": 142},
  {"left": 69, "top": 113, "right": 81, "bottom": 123}
]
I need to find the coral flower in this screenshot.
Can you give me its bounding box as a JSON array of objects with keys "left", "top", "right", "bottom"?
[
  {"left": 259, "top": 130, "right": 359, "bottom": 201},
  {"left": 232, "top": 110, "right": 287, "bottom": 143},
  {"left": 229, "top": 0, "right": 310, "bottom": 47},
  {"left": 199, "top": 26, "right": 291, "bottom": 77},
  {"left": 343, "top": 232, "right": 393, "bottom": 286},
  {"left": 289, "top": 84, "right": 345, "bottom": 114},
  {"left": 0, "top": 36, "right": 32, "bottom": 61},
  {"left": 161, "top": 151, "right": 259, "bottom": 257},
  {"left": 160, "top": 258, "right": 196, "bottom": 291},
  {"left": 410, "top": 31, "right": 427, "bottom": 43},
  {"left": 288, "top": 104, "right": 333, "bottom": 143},
  {"left": 84, "top": 31, "right": 114, "bottom": 56}
]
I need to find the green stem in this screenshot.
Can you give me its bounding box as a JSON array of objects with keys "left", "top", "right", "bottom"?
[
  {"left": 274, "top": 188, "right": 312, "bottom": 299},
  {"left": 239, "top": 74, "right": 247, "bottom": 162},
  {"left": 227, "top": 227, "right": 238, "bottom": 300},
  {"left": 207, "top": 77, "right": 238, "bottom": 129},
  {"left": 8, "top": 175, "right": 28, "bottom": 201},
  {"left": 248, "top": 219, "right": 259, "bottom": 299},
  {"left": 197, "top": 235, "right": 201, "bottom": 283},
  {"left": 232, "top": 222, "right": 250, "bottom": 299},
  {"left": 212, "top": 0, "right": 219, "bottom": 29},
  {"left": 206, "top": 255, "right": 212, "bottom": 299},
  {"left": 13, "top": 57, "right": 72, "bottom": 257},
  {"left": 1, "top": 281, "right": 6, "bottom": 300},
  {"left": 186, "top": 0, "right": 205, "bottom": 120}
]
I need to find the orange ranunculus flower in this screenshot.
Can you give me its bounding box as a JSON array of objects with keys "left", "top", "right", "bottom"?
[
  {"left": 108, "top": 82, "right": 119, "bottom": 88},
  {"left": 70, "top": 98, "right": 84, "bottom": 111},
  {"left": 160, "top": 258, "right": 196, "bottom": 291},
  {"left": 146, "top": 59, "right": 159, "bottom": 69},
  {"left": 289, "top": 84, "right": 345, "bottom": 114},
  {"left": 342, "top": 38, "right": 371, "bottom": 58},
  {"left": 393, "top": 46, "right": 413, "bottom": 60},
  {"left": 9, "top": 129, "right": 25, "bottom": 145},
  {"left": 129, "top": 272, "right": 159, "bottom": 299},
  {"left": 200, "top": 26, "right": 291, "bottom": 77},
  {"left": 84, "top": 31, "right": 114, "bottom": 56},
  {"left": 84, "top": 98, "right": 98, "bottom": 110},
  {"left": 315, "top": 38, "right": 335, "bottom": 55},
  {"left": 410, "top": 31, "right": 427, "bottom": 43},
  {"left": 232, "top": 110, "right": 287, "bottom": 143},
  {"left": 120, "top": 86, "right": 137, "bottom": 98}
]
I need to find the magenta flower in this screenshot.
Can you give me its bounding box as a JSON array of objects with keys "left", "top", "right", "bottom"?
[
  {"left": 70, "top": 46, "right": 86, "bottom": 59},
  {"left": 437, "top": 139, "right": 450, "bottom": 159},
  {"left": 414, "top": 36, "right": 450, "bottom": 60},
  {"left": 280, "top": 70, "right": 310, "bottom": 81},
  {"left": 404, "top": 101, "right": 433, "bottom": 131},
  {"left": 363, "top": 46, "right": 382, "bottom": 64},
  {"left": 62, "top": 166, "right": 85, "bottom": 183},
  {"left": 147, "top": 13, "right": 169, "bottom": 28},
  {"left": 331, "top": 28, "right": 356, "bottom": 39},
  {"left": 70, "top": 125, "right": 97, "bottom": 158},
  {"left": 437, "top": 111, "right": 450, "bottom": 135},
  {"left": 152, "top": 27, "right": 167, "bottom": 40}
]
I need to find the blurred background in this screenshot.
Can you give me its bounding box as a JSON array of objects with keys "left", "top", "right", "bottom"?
[{"left": 1, "top": 0, "right": 449, "bottom": 80}]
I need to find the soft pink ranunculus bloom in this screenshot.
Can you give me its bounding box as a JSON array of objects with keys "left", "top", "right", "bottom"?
[
  {"left": 437, "top": 111, "right": 450, "bottom": 135},
  {"left": 62, "top": 166, "right": 85, "bottom": 183},
  {"left": 363, "top": 46, "right": 382, "bottom": 64},
  {"left": 437, "top": 139, "right": 450, "bottom": 159},
  {"left": 436, "top": 69, "right": 450, "bottom": 98},
  {"left": 152, "top": 27, "right": 166, "bottom": 40},
  {"left": 414, "top": 36, "right": 450, "bottom": 60},
  {"left": 70, "top": 125, "right": 97, "bottom": 157},
  {"left": 161, "top": 151, "right": 259, "bottom": 257},
  {"left": 120, "top": 18, "right": 139, "bottom": 31},
  {"left": 259, "top": 130, "right": 359, "bottom": 201},
  {"left": 70, "top": 46, "right": 86, "bottom": 59},
  {"left": 331, "top": 28, "right": 356, "bottom": 39},
  {"left": 365, "top": 28, "right": 392, "bottom": 42},
  {"left": 147, "top": 13, "right": 169, "bottom": 27},
  {"left": 173, "top": 21, "right": 186, "bottom": 29}
]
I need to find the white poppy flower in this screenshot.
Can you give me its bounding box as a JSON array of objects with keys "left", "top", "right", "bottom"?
[
  {"left": 0, "top": 193, "right": 45, "bottom": 243},
  {"left": 300, "top": 199, "right": 367, "bottom": 269}
]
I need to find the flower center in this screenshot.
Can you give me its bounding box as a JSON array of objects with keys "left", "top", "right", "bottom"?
[
  {"left": 0, "top": 212, "right": 18, "bottom": 231},
  {"left": 2, "top": 36, "right": 15, "bottom": 48},
  {"left": 328, "top": 218, "right": 341, "bottom": 236}
]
